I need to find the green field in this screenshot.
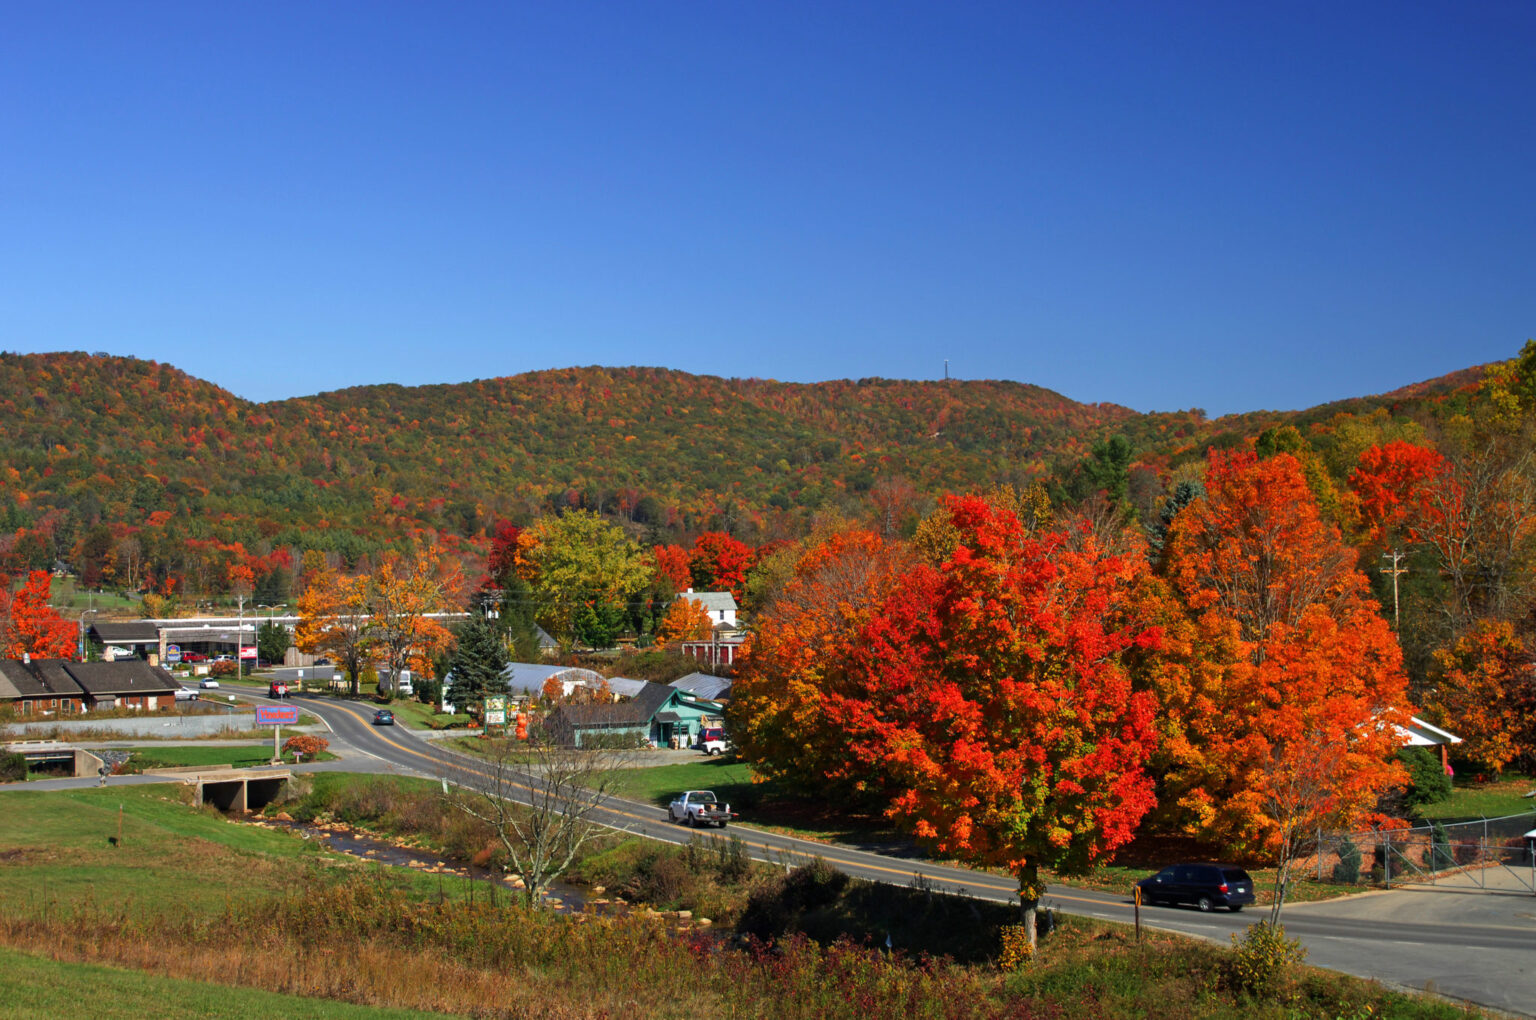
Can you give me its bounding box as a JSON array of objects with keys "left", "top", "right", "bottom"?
[
  {"left": 1416, "top": 773, "right": 1536, "bottom": 821},
  {"left": 120, "top": 744, "right": 337, "bottom": 770},
  {"left": 0, "top": 947, "right": 463, "bottom": 1020}
]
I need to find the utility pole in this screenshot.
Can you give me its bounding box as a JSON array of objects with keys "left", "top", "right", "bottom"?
[
  {"left": 1380, "top": 550, "right": 1408, "bottom": 631},
  {"left": 236, "top": 593, "right": 246, "bottom": 683}
]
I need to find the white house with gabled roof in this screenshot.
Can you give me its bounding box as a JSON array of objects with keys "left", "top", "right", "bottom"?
[{"left": 680, "top": 588, "right": 737, "bottom": 628}]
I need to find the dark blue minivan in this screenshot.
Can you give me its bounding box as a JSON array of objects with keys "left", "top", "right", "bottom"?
[{"left": 1136, "top": 863, "right": 1256, "bottom": 912}]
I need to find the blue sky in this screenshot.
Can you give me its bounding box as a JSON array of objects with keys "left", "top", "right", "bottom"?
[{"left": 2, "top": 3, "right": 1531, "bottom": 416}]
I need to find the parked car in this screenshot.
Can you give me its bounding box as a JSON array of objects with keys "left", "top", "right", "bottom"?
[
  {"left": 181, "top": 652, "right": 207, "bottom": 663},
  {"left": 372, "top": 709, "right": 395, "bottom": 726},
  {"left": 198, "top": 678, "right": 221, "bottom": 689},
  {"left": 1135, "top": 863, "right": 1255, "bottom": 912},
  {"left": 268, "top": 681, "right": 290, "bottom": 699},
  {"left": 697, "top": 727, "right": 729, "bottom": 756}
]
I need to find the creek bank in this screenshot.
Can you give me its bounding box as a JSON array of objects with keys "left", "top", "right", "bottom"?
[{"left": 249, "top": 815, "right": 716, "bottom": 929}]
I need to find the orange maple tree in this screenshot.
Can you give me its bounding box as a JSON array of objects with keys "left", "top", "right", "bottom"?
[
  {"left": 0, "top": 570, "right": 77, "bottom": 659},
  {"left": 1428, "top": 621, "right": 1534, "bottom": 774},
  {"left": 654, "top": 596, "right": 713, "bottom": 644},
  {"left": 726, "top": 528, "right": 911, "bottom": 797},
  {"left": 1158, "top": 450, "right": 1412, "bottom": 853},
  {"left": 825, "top": 496, "right": 1162, "bottom": 947}
]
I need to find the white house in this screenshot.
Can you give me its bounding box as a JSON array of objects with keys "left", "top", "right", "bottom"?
[{"left": 680, "top": 588, "right": 737, "bottom": 628}]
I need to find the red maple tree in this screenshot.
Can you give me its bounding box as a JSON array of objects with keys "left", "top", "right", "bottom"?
[
  {"left": 827, "top": 496, "right": 1162, "bottom": 947},
  {"left": 0, "top": 570, "right": 78, "bottom": 660}
]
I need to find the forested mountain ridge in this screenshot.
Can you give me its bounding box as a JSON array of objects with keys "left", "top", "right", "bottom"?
[{"left": 0, "top": 349, "right": 1491, "bottom": 590}]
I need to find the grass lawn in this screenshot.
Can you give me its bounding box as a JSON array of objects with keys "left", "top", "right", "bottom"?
[
  {"left": 0, "top": 947, "right": 464, "bottom": 1020},
  {"left": 378, "top": 698, "right": 464, "bottom": 730},
  {"left": 43, "top": 577, "right": 142, "bottom": 614},
  {"left": 0, "top": 778, "right": 479, "bottom": 915},
  {"left": 1416, "top": 772, "right": 1536, "bottom": 821},
  {"left": 120, "top": 744, "right": 338, "bottom": 770}
]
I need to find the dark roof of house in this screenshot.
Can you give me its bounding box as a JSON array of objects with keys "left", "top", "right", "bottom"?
[
  {"left": 557, "top": 682, "right": 678, "bottom": 729},
  {"left": 61, "top": 660, "right": 180, "bottom": 696},
  {"left": 89, "top": 621, "right": 162, "bottom": 644},
  {"left": 0, "top": 659, "right": 84, "bottom": 699},
  {"left": 28, "top": 660, "right": 88, "bottom": 698}
]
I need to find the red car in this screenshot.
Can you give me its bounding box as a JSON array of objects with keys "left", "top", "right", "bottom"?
[{"left": 181, "top": 652, "right": 207, "bottom": 663}]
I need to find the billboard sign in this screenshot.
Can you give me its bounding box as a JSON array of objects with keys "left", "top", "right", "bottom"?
[
  {"left": 165, "top": 644, "right": 182, "bottom": 663},
  {"left": 255, "top": 705, "right": 300, "bottom": 726},
  {"left": 484, "top": 695, "right": 507, "bottom": 727},
  {"left": 239, "top": 646, "right": 258, "bottom": 660}
]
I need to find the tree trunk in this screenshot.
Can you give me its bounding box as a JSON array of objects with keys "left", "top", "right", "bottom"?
[{"left": 1018, "top": 863, "right": 1043, "bottom": 950}]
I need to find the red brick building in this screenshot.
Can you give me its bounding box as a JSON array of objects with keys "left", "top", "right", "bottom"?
[{"left": 0, "top": 658, "right": 179, "bottom": 716}]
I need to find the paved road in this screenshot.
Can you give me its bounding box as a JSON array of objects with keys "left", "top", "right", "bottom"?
[{"left": 150, "top": 683, "right": 1536, "bottom": 1016}]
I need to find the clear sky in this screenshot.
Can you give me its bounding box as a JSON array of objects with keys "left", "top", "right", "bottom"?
[{"left": 2, "top": 3, "right": 1531, "bottom": 417}]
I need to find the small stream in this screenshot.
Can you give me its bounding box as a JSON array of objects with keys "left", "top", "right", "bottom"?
[{"left": 256, "top": 817, "right": 607, "bottom": 914}]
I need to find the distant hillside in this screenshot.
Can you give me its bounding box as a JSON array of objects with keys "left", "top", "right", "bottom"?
[{"left": 0, "top": 350, "right": 1493, "bottom": 586}]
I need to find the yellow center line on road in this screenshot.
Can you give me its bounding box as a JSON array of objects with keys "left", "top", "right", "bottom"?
[{"left": 310, "top": 698, "right": 1124, "bottom": 904}]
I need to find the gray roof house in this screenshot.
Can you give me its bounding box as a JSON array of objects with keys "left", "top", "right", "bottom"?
[{"left": 670, "top": 671, "right": 733, "bottom": 702}]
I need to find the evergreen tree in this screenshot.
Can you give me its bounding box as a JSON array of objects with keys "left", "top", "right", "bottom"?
[{"left": 446, "top": 614, "right": 510, "bottom": 711}]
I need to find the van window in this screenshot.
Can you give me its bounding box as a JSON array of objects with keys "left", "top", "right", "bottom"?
[{"left": 1222, "top": 869, "right": 1252, "bottom": 883}]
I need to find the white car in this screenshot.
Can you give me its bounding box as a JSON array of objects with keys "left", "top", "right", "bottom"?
[
  {"left": 199, "top": 678, "right": 221, "bottom": 689},
  {"left": 174, "top": 687, "right": 197, "bottom": 701}
]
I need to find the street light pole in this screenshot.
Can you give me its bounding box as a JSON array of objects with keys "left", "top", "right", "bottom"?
[{"left": 77, "top": 609, "right": 97, "bottom": 662}]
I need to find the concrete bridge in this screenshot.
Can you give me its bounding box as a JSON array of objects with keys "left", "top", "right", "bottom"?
[
  {"left": 141, "top": 764, "right": 294, "bottom": 812},
  {"left": 3, "top": 740, "right": 105, "bottom": 778}
]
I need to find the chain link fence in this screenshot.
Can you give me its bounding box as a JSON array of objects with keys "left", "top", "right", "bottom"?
[{"left": 1306, "top": 812, "right": 1536, "bottom": 893}]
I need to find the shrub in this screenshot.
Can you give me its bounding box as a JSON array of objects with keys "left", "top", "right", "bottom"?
[
  {"left": 620, "top": 849, "right": 692, "bottom": 907},
  {"left": 283, "top": 735, "right": 330, "bottom": 759},
  {"left": 1227, "top": 921, "right": 1306, "bottom": 995},
  {"left": 1398, "top": 747, "right": 1452, "bottom": 809},
  {"left": 737, "top": 858, "right": 849, "bottom": 942},
  {"left": 1331, "top": 837, "right": 1361, "bottom": 884},
  {"left": 680, "top": 834, "right": 751, "bottom": 884},
  {"left": 997, "top": 924, "right": 1034, "bottom": 971},
  {"left": 1428, "top": 821, "right": 1455, "bottom": 871},
  {"left": 209, "top": 660, "right": 238, "bottom": 677},
  {"left": 0, "top": 751, "right": 27, "bottom": 782}
]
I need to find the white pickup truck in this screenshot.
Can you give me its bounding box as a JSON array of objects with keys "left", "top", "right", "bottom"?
[{"left": 667, "top": 790, "right": 735, "bottom": 829}]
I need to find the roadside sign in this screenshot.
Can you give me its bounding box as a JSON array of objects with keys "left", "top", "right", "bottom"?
[
  {"left": 255, "top": 705, "right": 300, "bottom": 726},
  {"left": 239, "top": 646, "right": 258, "bottom": 660},
  {"left": 165, "top": 644, "right": 182, "bottom": 663},
  {"left": 484, "top": 695, "right": 506, "bottom": 727}
]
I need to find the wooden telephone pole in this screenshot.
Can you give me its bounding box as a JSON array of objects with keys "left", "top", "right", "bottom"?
[{"left": 1380, "top": 550, "right": 1408, "bottom": 631}]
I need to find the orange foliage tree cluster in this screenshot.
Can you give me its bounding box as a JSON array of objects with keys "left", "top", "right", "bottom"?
[
  {"left": 0, "top": 570, "right": 77, "bottom": 659},
  {"left": 733, "top": 453, "right": 1417, "bottom": 922},
  {"left": 1430, "top": 621, "right": 1535, "bottom": 774},
  {"left": 295, "top": 546, "right": 460, "bottom": 695}
]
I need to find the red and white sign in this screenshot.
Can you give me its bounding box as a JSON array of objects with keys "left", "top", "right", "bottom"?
[{"left": 239, "top": 646, "right": 258, "bottom": 659}]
